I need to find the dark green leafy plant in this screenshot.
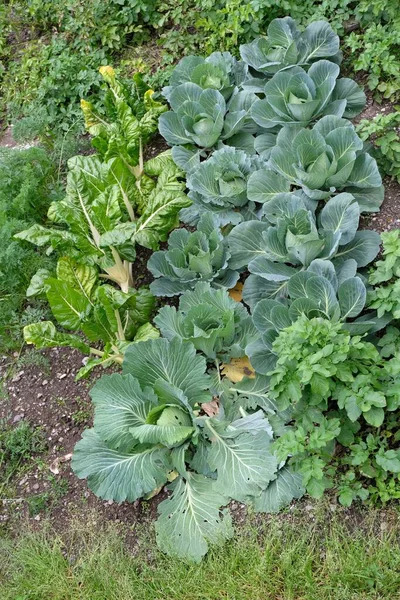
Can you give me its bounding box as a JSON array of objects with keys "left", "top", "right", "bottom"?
[
  {"left": 0, "top": 147, "right": 61, "bottom": 350},
  {"left": 368, "top": 229, "right": 400, "bottom": 318},
  {"left": 269, "top": 316, "right": 400, "bottom": 497},
  {"left": 148, "top": 213, "right": 239, "bottom": 297},
  {"left": 15, "top": 71, "right": 189, "bottom": 373}
]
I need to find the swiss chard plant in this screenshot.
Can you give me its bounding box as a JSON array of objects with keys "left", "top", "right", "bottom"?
[
  {"left": 154, "top": 282, "right": 257, "bottom": 361},
  {"left": 23, "top": 256, "right": 157, "bottom": 378},
  {"left": 15, "top": 70, "right": 190, "bottom": 373},
  {"left": 227, "top": 193, "right": 381, "bottom": 307},
  {"left": 180, "top": 146, "right": 267, "bottom": 226},
  {"left": 72, "top": 337, "right": 304, "bottom": 562},
  {"left": 148, "top": 213, "right": 239, "bottom": 297}
]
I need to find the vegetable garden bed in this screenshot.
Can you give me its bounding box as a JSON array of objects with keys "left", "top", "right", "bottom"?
[{"left": 1, "top": 16, "right": 400, "bottom": 565}]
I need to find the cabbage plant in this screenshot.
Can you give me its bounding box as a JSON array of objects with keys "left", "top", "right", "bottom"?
[
  {"left": 227, "top": 193, "right": 381, "bottom": 307},
  {"left": 72, "top": 337, "right": 304, "bottom": 561},
  {"left": 181, "top": 146, "right": 266, "bottom": 226},
  {"left": 249, "top": 116, "right": 384, "bottom": 212},
  {"left": 251, "top": 61, "right": 365, "bottom": 129},
  {"left": 163, "top": 52, "right": 247, "bottom": 101},
  {"left": 240, "top": 17, "right": 341, "bottom": 89},
  {"left": 159, "top": 83, "right": 260, "bottom": 171},
  {"left": 246, "top": 264, "right": 379, "bottom": 375},
  {"left": 148, "top": 213, "right": 239, "bottom": 296},
  {"left": 154, "top": 283, "right": 257, "bottom": 360}
]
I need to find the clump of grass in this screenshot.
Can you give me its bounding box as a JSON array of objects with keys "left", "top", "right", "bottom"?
[{"left": 0, "top": 510, "right": 399, "bottom": 599}]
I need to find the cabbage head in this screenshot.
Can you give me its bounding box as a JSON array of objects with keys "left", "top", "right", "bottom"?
[
  {"left": 249, "top": 116, "right": 384, "bottom": 213},
  {"left": 240, "top": 17, "right": 341, "bottom": 90},
  {"left": 148, "top": 212, "right": 239, "bottom": 296},
  {"left": 227, "top": 193, "right": 381, "bottom": 307},
  {"left": 163, "top": 52, "right": 247, "bottom": 101},
  {"left": 154, "top": 282, "right": 256, "bottom": 360},
  {"left": 181, "top": 147, "right": 266, "bottom": 226},
  {"left": 251, "top": 61, "right": 365, "bottom": 129}
]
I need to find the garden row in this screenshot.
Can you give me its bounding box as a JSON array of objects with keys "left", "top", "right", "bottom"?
[{"left": 9, "top": 18, "right": 400, "bottom": 562}]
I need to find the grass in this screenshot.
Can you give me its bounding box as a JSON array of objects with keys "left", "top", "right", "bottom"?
[{"left": 0, "top": 510, "right": 399, "bottom": 600}]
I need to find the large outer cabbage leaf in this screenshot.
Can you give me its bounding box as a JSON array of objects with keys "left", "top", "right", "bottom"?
[
  {"left": 156, "top": 474, "right": 233, "bottom": 562},
  {"left": 123, "top": 338, "right": 211, "bottom": 406}
]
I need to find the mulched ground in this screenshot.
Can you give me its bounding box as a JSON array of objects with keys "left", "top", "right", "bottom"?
[{"left": 0, "top": 92, "right": 399, "bottom": 543}]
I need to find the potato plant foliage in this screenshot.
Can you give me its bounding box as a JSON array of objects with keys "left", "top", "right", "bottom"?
[{"left": 11, "top": 16, "right": 397, "bottom": 562}]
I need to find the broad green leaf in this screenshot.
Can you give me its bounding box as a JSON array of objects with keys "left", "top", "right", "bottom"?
[
  {"left": 247, "top": 169, "right": 291, "bottom": 203},
  {"left": 56, "top": 256, "right": 97, "bottom": 299},
  {"left": 26, "top": 268, "right": 52, "bottom": 298},
  {"left": 254, "top": 467, "right": 304, "bottom": 513},
  {"left": 72, "top": 428, "right": 171, "bottom": 502},
  {"left": 23, "top": 321, "right": 90, "bottom": 354},
  {"left": 91, "top": 373, "right": 158, "bottom": 452},
  {"left": 156, "top": 474, "right": 233, "bottom": 562},
  {"left": 130, "top": 405, "right": 193, "bottom": 447},
  {"left": 123, "top": 338, "right": 211, "bottom": 406},
  {"left": 227, "top": 221, "right": 269, "bottom": 269},
  {"left": 338, "top": 277, "right": 366, "bottom": 319},
  {"left": 46, "top": 278, "right": 92, "bottom": 329},
  {"left": 206, "top": 426, "right": 278, "bottom": 500},
  {"left": 333, "top": 230, "right": 380, "bottom": 267},
  {"left": 320, "top": 193, "right": 359, "bottom": 244}
]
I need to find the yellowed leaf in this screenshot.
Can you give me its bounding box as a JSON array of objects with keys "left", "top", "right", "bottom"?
[
  {"left": 228, "top": 281, "right": 243, "bottom": 302},
  {"left": 221, "top": 357, "right": 255, "bottom": 383}
]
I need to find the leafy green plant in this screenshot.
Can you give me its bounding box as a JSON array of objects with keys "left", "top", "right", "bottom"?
[
  {"left": 346, "top": 1, "right": 400, "bottom": 101},
  {"left": 72, "top": 336, "right": 304, "bottom": 561},
  {"left": 23, "top": 256, "right": 157, "bottom": 378},
  {"left": 181, "top": 146, "right": 266, "bottom": 226},
  {"left": 0, "top": 147, "right": 61, "bottom": 350},
  {"left": 251, "top": 61, "right": 365, "bottom": 128},
  {"left": 154, "top": 282, "right": 256, "bottom": 360},
  {"left": 159, "top": 83, "right": 258, "bottom": 167},
  {"left": 240, "top": 17, "right": 342, "bottom": 80},
  {"left": 162, "top": 52, "right": 247, "bottom": 101},
  {"left": 15, "top": 70, "right": 189, "bottom": 374},
  {"left": 263, "top": 116, "right": 384, "bottom": 212},
  {"left": 245, "top": 263, "right": 381, "bottom": 373},
  {"left": 148, "top": 213, "right": 239, "bottom": 296},
  {"left": 357, "top": 108, "right": 400, "bottom": 183},
  {"left": 227, "top": 194, "right": 380, "bottom": 306},
  {"left": 269, "top": 315, "right": 400, "bottom": 497},
  {"left": 368, "top": 229, "right": 400, "bottom": 318}
]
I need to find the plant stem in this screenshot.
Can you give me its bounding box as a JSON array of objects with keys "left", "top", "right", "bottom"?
[{"left": 115, "top": 310, "right": 126, "bottom": 341}]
